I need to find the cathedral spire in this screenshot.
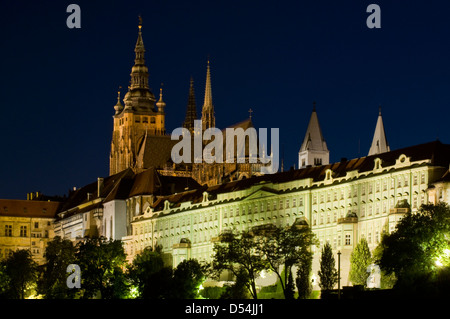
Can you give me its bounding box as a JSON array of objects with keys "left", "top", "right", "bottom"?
[
  {"left": 298, "top": 102, "right": 329, "bottom": 168},
  {"left": 129, "top": 16, "right": 149, "bottom": 91},
  {"left": 183, "top": 77, "right": 198, "bottom": 133},
  {"left": 201, "top": 59, "right": 215, "bottom": 132},
  {"left": 368, "top": 107, "right": 390, "bottom": 156}
]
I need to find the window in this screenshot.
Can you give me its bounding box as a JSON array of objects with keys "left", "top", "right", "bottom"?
[
  {"left": 34, "top": 222, "right": 39, "bottom": 229},
  {"left": 299, "top": 197, "right": 303, "bottom": 207},
  {"left": 20, "top": 226, "right": 27, "bottom": 237},
  {"left": 285, "top": 199, "right": 290, "bottom": 208},
  {"left": 5, "top": 225, "right": 12, "bottom": 237},
  {"left": 413, "top": 174, "right": 418, "bottom": 185},
  {"left": 421, "top": 173, "right": 426, "bottom": 184},
  {"left": 345, "top": 234, "right": 351, "bottom": 246},
  {"left": 313, "top": 195, "right": 317, "bottom": 205},
  {"left": 150, "top": 117, "right": 156, "bottom": 124},
  {"left": 293, "top": 198, "right": 296, "bottom": 207},
  {"left": 314, "top": 158, "right": 322, "bottom": 165}
]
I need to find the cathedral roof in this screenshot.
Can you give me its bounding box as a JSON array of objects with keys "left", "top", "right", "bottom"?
[{"left": 137, "top": 135, "right": 179, "bottom": 170}]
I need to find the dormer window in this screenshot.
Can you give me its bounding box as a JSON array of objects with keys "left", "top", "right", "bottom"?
[{"left": 374, "top": 158, "right": 382, "bottom": 170}]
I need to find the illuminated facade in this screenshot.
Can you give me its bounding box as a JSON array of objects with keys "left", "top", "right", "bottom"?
[
  {"left": 123, "top": 139, "right": 450, "bottom": 288},
  {"left": 109, "top": 20, "right": 166, "bottom": 176},
  {"left": 0, "top": 198, "right": 60, "bottom": 265}
]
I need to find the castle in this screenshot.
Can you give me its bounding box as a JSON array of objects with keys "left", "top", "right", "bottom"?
[{"left": 2, "top": 19, "right": 450, "bottom": 291}]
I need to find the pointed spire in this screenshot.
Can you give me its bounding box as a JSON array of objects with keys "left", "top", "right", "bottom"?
[
  {"left": 128, "top": 16, "right": 150, "bottom": 92},
  {"left": 201, "top": 59, "right": 215, "bottom": 132},
  {"left": 298, "top": 102, "right": 329, "bottom": 168},
  {"left": 203, "top": 60, "right": 213, "bottom": 111},
  {"left": 368, "top": 107, "right": 390, "bottom": 156},
  {"left": 299, "top": 103, "right": 328, "bottom": 153},
  {"left": 134, "top": 16, "right": 145, "bottom": 65},
  {"left": 183, "top": 77, "right": 198, "bottom": 133}
]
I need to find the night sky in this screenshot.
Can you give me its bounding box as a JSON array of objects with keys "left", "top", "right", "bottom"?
[{"left": 1, "top": 0, "right": 449, "bottom": 200}]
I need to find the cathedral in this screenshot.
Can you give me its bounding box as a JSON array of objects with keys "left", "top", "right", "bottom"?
[
  {"left": 109, "top": 20, "right": 263, "bottom": 187},
  {"left": 3, "top": 18, "right": 450, "bottom": 295}
]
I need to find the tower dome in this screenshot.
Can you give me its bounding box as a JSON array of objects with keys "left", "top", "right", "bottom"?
[{"left": 156, "top": 87, "right": 166, "bottom": 113}]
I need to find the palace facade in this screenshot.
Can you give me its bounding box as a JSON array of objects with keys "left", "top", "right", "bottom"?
[{"left": 5, "top": 19, "right": 450, "bottom": 293}]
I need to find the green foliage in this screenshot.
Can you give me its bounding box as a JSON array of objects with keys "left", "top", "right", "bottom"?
[
  {"left": 257, "top": 224, "right": 317, "bottom": 299},
  {"left": 127, "top": 246, "right": 172, "bottom": 299},
  {"left": 349, "top": 237, "right": 372, "bottom": 286},
  {"left": 75, "top": 237, "right": 128, "bottom": 299},
  {"left": 212, "top": 230, "right": 266, "bottom": 299},
  {"left": 2, "top": 249, "right": 38, "bottom": 299},
  {"left": 378, "top": 202, "right": 450, "bottom": 292},
  {"left": 219, "top": 267, "right": 251, "bottom": 299},
  {"left": 0, "top": 262, "right": 11, "bottom": 299},
  {"left": 318, "top": 242, "right": 338, "bottom": 291},
  {"left": 37, "top": 236, "right": 77, "bottom": 299},
  {"left": 171, "top": 259, "right": 206, "bottom": 299},
  {"left": 295, "top": 250, "right": 313, "bottom": 299},
  {"left": 200, "top": 286, "right": 226, "bottom": 299}
]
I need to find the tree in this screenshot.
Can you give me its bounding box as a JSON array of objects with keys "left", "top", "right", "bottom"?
[
  {"left": 171, "top": 259, "right": 206, "bottom": 299},
  {"left": 318, "top": 242, "right": 338, "bottom": 291},
  {"left": 38, "top": 236, "right": 77, "bottom": 299},
  {"left": 128, "top": 246, "right": 173, "bottom": 299},
  {"left": 349, "top": 237, "right": 372, "bottom": 286},
  {"left": 295, "top": 250, "right": 313, "bottom": 299},
  {"left": 212, "top": 230, "right": 266, "bottom": 299},
  {"left": 3, "top": 249, "right": 38, "bottom": 299},
  {"left": 75, "top": 237, "right": 128, "bottom": 299},
  {"left": 378, "top": 202, "right": 450, "bottom": 292},
  {"left": 256, "top": 224, "right": 317, "bottom": 299},
  {"left": 0, "top": 261, "right": 11, "bottom": 299}
]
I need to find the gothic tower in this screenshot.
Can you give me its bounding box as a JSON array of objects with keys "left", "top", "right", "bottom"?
[
  {"left": 201, "top": 60, "right": 215, "bottom": 133},
  {"left": 368, "top": 107, "right": 390, "bottom": 156},
  {"left": 298, "top": 102, "right": 330, "bottom": 168},
  {"left": 109, "top": 18, "right": 166, "bottom": 175},
  {"left": 182, "top": 77, "right": 197, "bottom": 134}
]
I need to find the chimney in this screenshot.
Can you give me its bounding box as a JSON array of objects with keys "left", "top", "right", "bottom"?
[{"left": 98, "top": 177, "right": 104, "bottom": 197}]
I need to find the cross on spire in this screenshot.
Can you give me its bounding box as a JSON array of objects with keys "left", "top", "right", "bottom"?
[{"left": 248, "top": 108, "right": 253, "bottom": 119}]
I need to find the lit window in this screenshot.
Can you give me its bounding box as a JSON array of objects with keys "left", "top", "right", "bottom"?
[
  {"left": 20, "top": 226, "right": 27, "bottom": 237},
  {"left": 4, "top": 225, "right": 12, "bottom": 237},
  {"left": 345, "top": 234, "right": 351, "bottom": 245}
]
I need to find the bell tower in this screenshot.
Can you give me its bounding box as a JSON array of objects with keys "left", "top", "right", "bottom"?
[{"left": 110, "top": 17, "right": 166, "bottom": 175}]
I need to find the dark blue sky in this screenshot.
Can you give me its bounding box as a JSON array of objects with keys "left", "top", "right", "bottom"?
[{"left": 1, "top": 0, "right": 449, "bottom": 199}]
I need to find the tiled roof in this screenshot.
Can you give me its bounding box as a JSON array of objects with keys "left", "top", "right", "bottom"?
[
  {"left": 0, "top": 199, "right": 61, "bottom": 218},
  {"left": 152, "top": 140, "right": 450, "bottom": 208}
]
